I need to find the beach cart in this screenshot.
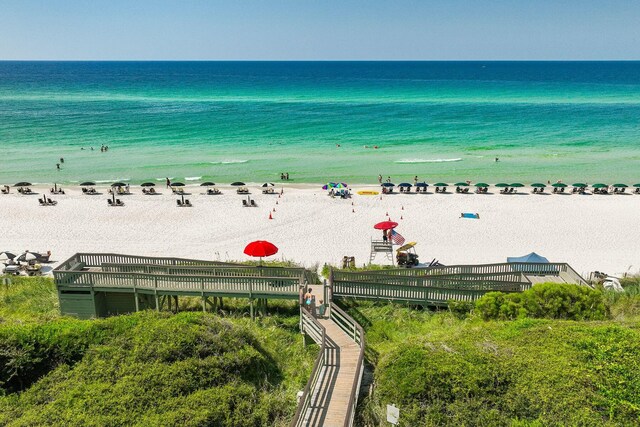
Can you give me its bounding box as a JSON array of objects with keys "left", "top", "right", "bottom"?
[{"left": 396, "top": 242, "right": 419, "bottom": 267}]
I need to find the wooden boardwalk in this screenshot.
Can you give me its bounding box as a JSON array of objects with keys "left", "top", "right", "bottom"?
[{"left": 300, "top": 316, "right": 362, "bottom": 427}]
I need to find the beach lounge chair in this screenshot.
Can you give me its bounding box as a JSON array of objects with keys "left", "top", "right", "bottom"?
[
  {"left": 242, "top": 200, "right": 248, "bottom": 207},
  {"left": 47, "top": 198, "right": 57, "bottom": 206},
  {"left": 1, "top": 186, "right": 8, "bottom": 194},
  {"left": 177, "top": 199, "right": 182, "bottom": 207},
  {"left": 635, "top": 188, "right": 640, "bottom": 194},
  {"left": 250, "top": 199, "right": 257, "bottom": 207},
  {"left": 39, "top": 198, "right": 46, "bottom": 206},
  {"left": 207, "top": 189, "right": 214, "bottom": 195},
  {"left": 116, "top": 199, "right": 124, "bottom": 206},
  {"left": 185, "top": 199, "right": 192, "bottom": 207},
  {"left": 142, "top": 188, "right": 148, "bottom": 194},
  {"left": 107, "top": 199, "right": 113, "bottom": 206}
]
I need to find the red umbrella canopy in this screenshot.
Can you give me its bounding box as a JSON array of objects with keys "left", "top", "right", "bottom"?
[
  {"left": 374, "top": 221, "right": 398, "bottom": 230},
  {"left": 244, "top": 240, "right": 279, "bottom": 258}
]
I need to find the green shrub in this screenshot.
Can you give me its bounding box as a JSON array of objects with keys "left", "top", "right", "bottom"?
[{"left": 475, "top": 283, "right": 609, "bottom": 321}]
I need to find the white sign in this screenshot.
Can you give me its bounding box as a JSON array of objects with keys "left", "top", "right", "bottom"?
[{"left": 386, "top": 404, "right": 399, "bottom": 425}]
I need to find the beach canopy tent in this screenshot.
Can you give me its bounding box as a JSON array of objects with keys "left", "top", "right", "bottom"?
[
  {"left": 14, "top": 182, "right": 32, "bottom": 187},
  {"left": 572, "top": 183, "right": 587, "bottom": 188},
  {"left": 592, "top": 183, "right": 608, "bottom": 188},
  {"left": 244, "top": 240, "right": 278, "bottom": 264},
  {"left": 231, "top": 182, "right": 245, "bottom": 186},
  {"left": 381, "top": 183, "right": 395, "bottom": 187},
  {"left": 141, "top": 182, "right": 155, "bottom": 187},
  {"left": 475, "top": 183, "right": 489, "bottom": 188},
  {"left": 495, "top": 183, "right": 509, "bottom": 188},
  {"left": 510, "top": 183, "right": 524, "bottom": 188},
  {"left": 507, "top": 252, "right": 550, "bottom": 264},
  {"left": 171, "top": 182, "right": 185, "bottom": 187},
  {"left": 612, "top": 183, "right": 628, "bottom": 188},
  {"left": 454, "top": 182, "right": 469, "bottom": 187},
  {"left": 398, "top": 183, "right": 412, "bottom": 188},
  {"left": 531, "top": 183, "right": 546, "bottom": 188},
  {"left": 415, "top": 182, "right": 428, "bottom": 187},
  {"left": 262, "top": 183, "right": 274, "bottom": 187},
  {"left": 374, "top": 221, "right": 398, "bottom": 230},
  {"left": 551, "top": 183, "right": 567, "bottom": 188},
  {"left": 80, "top": 181, "right": 96, "bottom": 187},
  {"left": 434, "top": 182, "right": 448, "bottom": 187}
]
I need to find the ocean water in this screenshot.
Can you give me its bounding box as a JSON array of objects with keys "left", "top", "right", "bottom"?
[{"left": 0, "top": 61, "right": 639, "bottom": 185}]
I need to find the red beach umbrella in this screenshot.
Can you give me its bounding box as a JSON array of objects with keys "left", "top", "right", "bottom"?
[
  {"left": 374, "top": 221, "right": 398, "bottom": 230},
  {"left": 244, "top": 240, "right": 279, "bottom": 258}
]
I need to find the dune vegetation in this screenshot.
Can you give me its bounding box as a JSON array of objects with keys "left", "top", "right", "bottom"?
[
  {"left": 345, "top": 281, "right": 640, "bottom": 426},
  {"left": 0, "top": 277, "right": 315, "bottom": 427}
]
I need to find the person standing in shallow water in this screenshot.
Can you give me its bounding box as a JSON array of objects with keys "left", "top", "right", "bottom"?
[{"left": 378, "top": 174, "right": 382, "bottom": 184}]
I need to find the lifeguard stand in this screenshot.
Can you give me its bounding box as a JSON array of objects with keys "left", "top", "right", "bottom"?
[{"left": 369, "top": 239, "right": 394, "bottom": 265}]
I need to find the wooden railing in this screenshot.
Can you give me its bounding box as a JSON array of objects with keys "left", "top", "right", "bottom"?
[
  {"left": 330, "top": 304, "right": 365, "bottom": 427},
  {"left": 54, "top": 269, "right": 302, "bottom": 298},
  {"left": 55, "top": 253, "right": 239, "bottom": 270},
  {"left": 341, "top": 262, "right": 589, "bottom": 287},
  {"left": 101, "top": 263, "right": 308, "bottom": 279},
  {"left": 333, "top": 270, "right": 530, "bottom": 286},
  {"left": 291, "top": 306, "right": 327, "bottom": 427}
]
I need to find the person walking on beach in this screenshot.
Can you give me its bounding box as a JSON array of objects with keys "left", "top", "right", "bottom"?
[
  {"left": 414, "top": 175, "right": 418, "bottom": 186},
  {"left": 60, "top": 157, "right": 64, "bottom": 164},
  {"left": 166, "top": 177, "right": 171, "bottom": 188},
  {"left": 56, "top": 163, "right": 60, "bottom": 170},
  {"left": 378, "top": 174, "right": 382, "bottom": 184}
]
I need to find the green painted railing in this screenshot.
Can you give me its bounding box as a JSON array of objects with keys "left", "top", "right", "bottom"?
[
  {"left": 101, "top": 263, "right": 308, "bottom": 279},
  {"left": 333, "top": 270, "right": 530, "bottom": 286}
]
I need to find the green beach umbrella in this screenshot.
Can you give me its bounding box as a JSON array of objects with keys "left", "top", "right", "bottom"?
[
  {"left": 474, "top": 183, "right": 489, "bottom": 187},
  {"left": 592, "top": 183, "right": 608, "bottom": 188},
  {"left": 141, "top": 182, "right": 155, "bottom": 187},
  {"left": 111, "top": 182, "right": 127, "bottom": 187},
  {"left": 531, "top": 183, "right": 546, "bottom": 188},
  {"left": 454, "top": 182, "right": 469, "bottom": 186},
  {"left": 572, "top": 183, "right": 587, "bottom": 188},
  {"left": 510, "top": 183, "right": 524, "bottom": 188},
  {"left": 612, "top": 183, "right": 628, "bottom": 188},
  {"left": 434, "top": 182, "right": 448, "bottom": 187},
  {"left": 80, "top": 181, "right": 96, "bottom": 186},
  {"left": 551, "top": 183, "right": 567, "bottom": 188},
  {"left": 495, "top": 183, "right": 509, "bottom": 188},
  {"left": 634, "top": 184, "right": 640, "bottom": 188}
]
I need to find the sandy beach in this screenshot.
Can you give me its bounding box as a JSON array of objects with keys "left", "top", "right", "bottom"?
[{"left": 1, "top": 183, "right": 638, "bottom": 278}]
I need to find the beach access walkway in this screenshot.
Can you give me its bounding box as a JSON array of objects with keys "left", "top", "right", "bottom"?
[{"left": 292, "top": 302, "right": 365, "bottom": 427}]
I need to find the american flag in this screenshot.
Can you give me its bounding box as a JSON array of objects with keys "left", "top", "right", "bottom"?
[{"left": 390, "top": 229, "right": 405, "bottom": 245}]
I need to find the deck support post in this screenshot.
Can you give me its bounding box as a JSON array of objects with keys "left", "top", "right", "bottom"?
[
  {"left": 134, "top": 289, "right": 139, "bottom": 312},
  {"left": 250, "top": 298, "right": 255, "bottom": 320}
]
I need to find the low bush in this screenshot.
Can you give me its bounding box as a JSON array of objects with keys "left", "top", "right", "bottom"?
[{"left": 475, "top": 283, "right": 609, "bottom": 321}]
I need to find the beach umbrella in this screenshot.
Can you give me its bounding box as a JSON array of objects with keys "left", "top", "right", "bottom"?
[
  {"left": 200, "top": 182, "right": 215, "bottom": 186},
  {"left": 592, "top": 183, "right": 608, "bottom": 188},
  {"left": 231, "top": 182, "right": 245, "bottom": 186},
  {"left": 495, "top": 183, "right": 509, "bottom": 188},
  {"left": 17, "top": 252, "right": 38, "bottom": 262},
  {"left": 261, "top": 183, "right": 274, "bottom": 187},
  {"left": 633, "top": 184, "right": 640, "bottom": 188},
  {"left": 415, "top": 182, "right": 428, "bottom": 187},
  {"left": 475, "top": 183, "right": 489, "bottom": 187},
  {"left": 141, "top": 182, "right": 155, "bottom": 187},
  {"left": 572, "top": 183, "right": 587, "bottom": 188},
  {"left": 454, "top": 182, "right": 469, "bottom": 187},
  {"left": 612, "top": 183, "right": 628, "bottom": 188},
  {"left": 398, "top": 183, "right": 412, "bottom": 188},
  {"left": 551, "top": 183, "right": 567, "bottom": 188},
  {"left": 434, "top": 182, "right": 448, "bottom": 187},
  {"left": 374, "top": 221, "right": 398, "bottom": 230},
  {"left": 14, "top": 182, "right": 32, "bottom": 187},
  {"left": 171, "top": 182, "right": 185, "bottom": 187},
  {"left": 334, "top": 183, "right": 348, "bottom": 189},
  {"left": 531, "top": 183, "right": 546, "bottom": 188},
  {"left": 0, "top": 252, "right": 16, "bottom": 262},
  {"left": 111, "top": 182, "right": 126, "bottom": 187},
  {"left": 510, "top": 183, "right": 525, "bottom": 188},
  {"left": 244, "top": 240, "right": 278, "bottom": 264},
  {"left": 381, "top": 183, "right": 395, "bottom": 187},
  {"left": 80, "top": 181, "right": 96, "bottom": 186}
]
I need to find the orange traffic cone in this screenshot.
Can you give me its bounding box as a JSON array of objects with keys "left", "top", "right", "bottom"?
[
  {"left": 400, "top": 215, "right": 403, "bottom": 220},
  {"left": 385, "top": 211, "right": 388, "bottom": 216},
  {"left": 352, "top": 208, "right": 355, "bottom": 213},
  {"left": 273, "top": 208, "right": 276, "bottom": 212},
  {"left": 269, "top": 212, "right": 273, "bottom": 220},
  {"left": 276, "top": 200, "right": 278, "bottom": 204},
  {"left": 401, "top": 205, "right": 404, "bottom": 210}
]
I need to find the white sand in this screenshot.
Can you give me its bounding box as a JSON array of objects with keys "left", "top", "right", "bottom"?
[{"left": 1, "top": 184, "right": 638, "bottom": 278}]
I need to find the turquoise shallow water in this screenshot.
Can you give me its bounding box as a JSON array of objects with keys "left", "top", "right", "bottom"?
[{"left": 0, "top": 61, "right": 639, "bottom": 185}]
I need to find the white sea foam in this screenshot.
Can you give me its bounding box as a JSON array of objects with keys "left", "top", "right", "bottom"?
[
  {"left": 155, "top": 177, "right": 175, "bottom": 181},
  {"left": 95, "top": 178, "right": 130, "bottom": 183},
  {"left": 210, "top": 160, "right": 249, "bottom": 165},
  {"left": 185, "top": 176, "right": 202, "bottom": 181},
  {"left": 394, "top": 158, "right": 462, "bottom": 164}
]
